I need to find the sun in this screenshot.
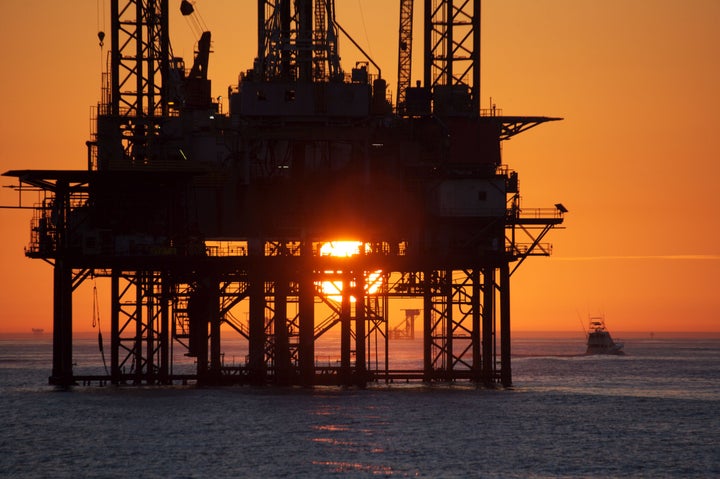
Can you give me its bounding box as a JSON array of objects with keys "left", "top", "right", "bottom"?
[
  {"left": 318, "top": 241, "right": 383, "bottom": 301},
  {"left": 319, "top": 241, "right": 364, "bottom": 257}
]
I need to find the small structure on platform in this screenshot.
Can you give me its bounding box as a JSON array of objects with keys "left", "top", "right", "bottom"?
[{"left": 390, "top": 309, "right": 420, "bottom": 340}]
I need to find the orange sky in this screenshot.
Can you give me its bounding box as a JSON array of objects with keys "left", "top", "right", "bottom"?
[{"left": 1, "top": 1, "right": 719, "bottom": 333}]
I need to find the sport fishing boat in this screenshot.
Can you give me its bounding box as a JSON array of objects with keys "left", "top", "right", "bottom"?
[{"left": 585, "top": 316, "right": 624, "bottom": 355}]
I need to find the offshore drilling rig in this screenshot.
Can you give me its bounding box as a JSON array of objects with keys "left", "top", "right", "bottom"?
[{"left": 4, "top": 0, "right": 564, "bottom": 387}]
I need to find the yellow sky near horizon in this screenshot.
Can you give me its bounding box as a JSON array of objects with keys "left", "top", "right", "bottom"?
[{"left": 1, "top": 1, "right": 719, "bottom": 333}]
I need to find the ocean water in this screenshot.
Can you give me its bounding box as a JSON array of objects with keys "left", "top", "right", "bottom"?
[{"left": 1, "top": 334, "right": 718, "bottom": 478}]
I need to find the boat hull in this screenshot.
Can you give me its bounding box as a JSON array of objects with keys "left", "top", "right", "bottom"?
[{"left": 586, "top": 330, "right": 624, "bottom": 355}]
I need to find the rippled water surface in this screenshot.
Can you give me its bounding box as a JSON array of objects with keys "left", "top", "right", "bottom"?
[{"left": 1, "top": 334, "right": 718, "bottom": 478}]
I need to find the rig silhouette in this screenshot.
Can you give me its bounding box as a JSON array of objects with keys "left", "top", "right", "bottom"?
[{"left": 4, "top": 0, "right": 564, "bottom": 387}]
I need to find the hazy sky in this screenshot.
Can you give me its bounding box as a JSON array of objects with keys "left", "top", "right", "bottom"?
[{"left": 1, "top": 1, "right": 719, "bottom": 333}]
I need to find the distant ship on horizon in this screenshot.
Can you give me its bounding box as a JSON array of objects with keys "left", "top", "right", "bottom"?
[{"left": 31, "top": 328, "right": 44, "bottom": 334}]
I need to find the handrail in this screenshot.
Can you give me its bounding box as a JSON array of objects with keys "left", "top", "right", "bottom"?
[
  {"left": 508, "top": 242, "right": 553, "bottom": 256},
  {"left": 514, "top": 207, "right": 564, "bottom": 220}
]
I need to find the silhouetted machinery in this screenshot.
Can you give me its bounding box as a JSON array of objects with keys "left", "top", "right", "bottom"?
[{"left": 4, "top": 0, "right": 564, "bottom": 387}]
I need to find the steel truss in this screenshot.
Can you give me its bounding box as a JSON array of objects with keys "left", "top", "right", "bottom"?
[
  {"left": 424, "top": 0, "right": 481, "bottom": 114},
  {"left": 98, "top": 0, "right": 170, "bottom": 168},
  {"left": 109, "top": 270, "right": 170, "bottom": 384},
  {"left": 396, "top": 0, "right": 414, "bottom": 113},
  {"left": 35, "top": 247, "right": 527, "bottom": 388},
  {"left": 4, "top": 169, "right": 559, "bottom": 388},
  {"left": 258, "top": 0, "right": 341, "bottom": 82},
  {"left": 419, "top": 267, "right": 504, "bottom": 384}
]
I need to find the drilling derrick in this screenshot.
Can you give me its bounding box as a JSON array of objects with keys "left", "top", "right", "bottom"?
[
  {"left": 4, "top": 0, "right": 565, "bottom": 388},
  {"left": 101, "top": 0, "right": 170, "bottom": 168},
  {"left": 424, "top": 0, "right": 480, "bottom": 114}
]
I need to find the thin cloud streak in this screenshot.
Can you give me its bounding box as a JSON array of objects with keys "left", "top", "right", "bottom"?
[{"left": 555, "top": 255, "right": 720, "bottom": 261}]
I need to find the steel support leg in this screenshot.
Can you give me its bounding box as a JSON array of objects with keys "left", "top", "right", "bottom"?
[
  {"left": 340, "top": 273, "right": 352, "bottom": 385},
  {"left": 445, "top": 269, "right": 453, "bottom": 380},
  {"left": 355, "top": 273, "right": 366, "bottom": 387},
  {"left": 189, "top": 279, "right": 210, "bottom": 381},
  {"left": 500, "top": 263, "right": 512, "bottom": 387},
  {"left": 248, "top": 268, "right": 266, "bottom": 385},
  {"left": 471, "top": 269, "right": 481, "bottom": 382},
  {"left": 423, "top": 270, "right": 433, "bottom": 381},
  {"left": 111, "top": 270, "right": 121, "bottom": 384},
  {"left": 482, "top": 267, "right": 495, "bottom": 385},
  {"left": 298, "top": 271, "right": 315, "bottom": 386},
  {"left": 50, "top": 259, "right": 73, "bottom": 386},
  {"left": 134, "top": 272, "right": 143, "bottom": 384},
  {"left": 274, "top": 277, "right": 290, "bottom": 385},
  {"left": 209, "top": 278, "right": 222, "bottom": 383},
  {"left": 159, "top": 273, "right": 170, "bottom": 383}
]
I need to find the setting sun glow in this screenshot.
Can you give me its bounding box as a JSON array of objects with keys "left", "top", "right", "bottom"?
[
  {"left": 319, "top": 241, "right": 364, "bottom": 258},
  {"left": 318, "top": 241, "right": 383, "bottom": 302}
]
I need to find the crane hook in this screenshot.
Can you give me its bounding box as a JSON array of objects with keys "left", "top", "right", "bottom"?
[{"left": 180, "top": 0, "right": 194, "bottom": 16}]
